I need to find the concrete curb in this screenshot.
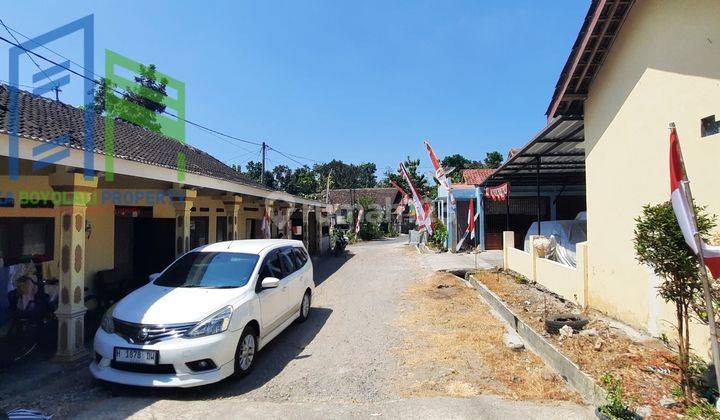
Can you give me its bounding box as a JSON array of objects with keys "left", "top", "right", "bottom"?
[{"left": 465, "top": 275, "right": 606, "bottom": 406}]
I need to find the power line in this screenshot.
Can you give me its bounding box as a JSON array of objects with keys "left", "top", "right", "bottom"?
[
  {"left": 0, "top": 18, "right": 61, "bottom": 100},
  {"left": 1, "top": 21, "right": 104, "bottom": 81},
  {"left": 268, "top": 146, "right": 321, "bottom": 164},
  {"left": 222, "top": 148, "right": 260, "bottom": 164},
  {"left": 0, "top": 25, "right": 327, "bottom": 165},
  {"left": 0, "top": 33, "right": 263, "bottom": 147},
  {"left": 268, "top": 147, "right": 306, "bottom": 167}
]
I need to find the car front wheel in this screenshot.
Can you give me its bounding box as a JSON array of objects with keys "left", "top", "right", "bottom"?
[
  {"left": 234, "top": 326, "right": 257, "bottom": 377},
  {"left": 298, "top": 290, "right": 311, "bottom": 323}
]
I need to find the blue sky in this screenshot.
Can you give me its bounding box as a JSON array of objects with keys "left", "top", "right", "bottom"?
[{"left": 1, "top": 1, "right": 587, "bottom": 177}]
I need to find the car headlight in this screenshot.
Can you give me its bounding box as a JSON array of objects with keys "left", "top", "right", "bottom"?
[
  {"left": 186, "top": 306, "right": 233, "bottom": 338},
  {"left": 101, "top": 304, "right": 116, "bottom": 334}
]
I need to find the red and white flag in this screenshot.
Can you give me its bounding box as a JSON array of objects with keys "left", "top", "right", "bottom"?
[
  {"left": 400, "top": 162, "right": 433, "bottom": 235},
  {"left": 669, "top": 126, "right": 720, "bottom": 278},
  {"left": 390, "top": 180, "right": 410, "bottom": 215},
  {"left": 425, "top": 140, "right": 456, "bottom": 211},
  {"left": 468, "top": 199, "right": 476, "bottom": 241},
  {"left": 456, "top": 199, "right": 477, "bottom": 251}
]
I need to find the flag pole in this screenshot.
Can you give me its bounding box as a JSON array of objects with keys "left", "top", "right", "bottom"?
[{"left": 672, "top": 122, "right": 720, "bottom": 397}]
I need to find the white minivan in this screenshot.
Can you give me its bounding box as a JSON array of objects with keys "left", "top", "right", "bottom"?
[{"left": 90, "top": 239, "right": 314, "bottom": 387}]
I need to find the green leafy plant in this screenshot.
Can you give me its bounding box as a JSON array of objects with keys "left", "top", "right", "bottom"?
[
  {"left": 598, "top": 373, "right": 635, "bottom": 419},
  {"left": 429, "top": 220, "right": 447, "bottom": 250},
  {"left": 633, "top": 201, "right": 716, "bottom": 403},
  {"left": 386, "top": 225, "right": 399, "bottom": 238},
  {"left": 686, "top": 399, "right": 720, "bottom": 419}
]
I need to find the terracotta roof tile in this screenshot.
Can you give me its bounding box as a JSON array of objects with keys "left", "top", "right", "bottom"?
[
  {"left": 0, "top": 84, "right": 266, "bottom": 189},
  {"left": 323, "top": 188, "right": 400, "bottom": 206},
  {"left": 462, "top": 169, "right": 494, "bottom": 185}
]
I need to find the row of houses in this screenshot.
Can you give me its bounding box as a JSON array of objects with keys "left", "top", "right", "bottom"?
[
  {"left": 0, "top": 84, "right": 331, "bottom": 361},
  {"left": 437, "top": 0, "right": 720, "bottom": 357}
]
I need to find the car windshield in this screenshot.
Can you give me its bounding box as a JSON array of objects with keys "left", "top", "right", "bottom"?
[{"left": 154, "top": 252, "right": 259, "bottom": 288}]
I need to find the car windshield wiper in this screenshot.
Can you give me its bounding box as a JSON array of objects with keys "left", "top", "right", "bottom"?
[{"left": 206, "top": 285, "right": 239, "bottom": 289}]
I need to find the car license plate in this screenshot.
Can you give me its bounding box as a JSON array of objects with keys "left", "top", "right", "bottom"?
[{"left": 114, "top": 347, "right": 158, "bottom": 365}]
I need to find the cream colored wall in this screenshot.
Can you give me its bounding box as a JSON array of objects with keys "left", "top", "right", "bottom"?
[
  {"left": 584, "top": 0, "right": 720, "bottom": 355},
  {"left": 534, "top": 243, "right": 588, "bottom": 308},
  {"left": 507, "top": 248, "right": 533, "bottom": 280},
  {"left": 0, "top": 176, "right": 116, "bottom": 288}
]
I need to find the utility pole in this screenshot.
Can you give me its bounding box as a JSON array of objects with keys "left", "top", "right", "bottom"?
[
  {"left": 260, "top": 141, "right": 266, "bottom": 185},
  {"left": 325, "top": 169, "right": 332, "bottom": 204}
]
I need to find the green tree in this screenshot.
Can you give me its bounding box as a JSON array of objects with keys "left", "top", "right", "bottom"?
[
  {"left": 313, "top": 160, "right": 377, "bottom": 190},
  {"left": 91, "top": 64, "right": 169, "bottom": 132},
  {"left": 440, "top": 154, "right": 483, "bottom": 183},
  {"left": 245, "top": 161, "right": 276, "bottom": 189},
  {"left": 379, "top": 157, "right": 434, "bottom": 199},
  {"left": 289, "top": 166, "right": 319, "bottom": 197},
  {"left": 633, "top": 201, "right": 716, "bottom": 403},
  {"left": 272, "top": 165, "right": 293, "bottom": 191},
  {"left": 484, "top": 151, "right": 504, "bottom": 169}
]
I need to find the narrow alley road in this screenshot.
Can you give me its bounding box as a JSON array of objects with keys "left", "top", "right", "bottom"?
[{"left": 8, "top": 238, "right": 592, "bottom": 419}]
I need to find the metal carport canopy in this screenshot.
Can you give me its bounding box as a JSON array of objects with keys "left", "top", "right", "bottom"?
[{"left": 483, "top": 116, "right": 586, "bottom": 187}]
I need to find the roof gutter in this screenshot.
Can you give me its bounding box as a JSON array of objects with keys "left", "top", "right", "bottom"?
[{"left": 546, "top": 0, "right": 607, "bottom": 122}]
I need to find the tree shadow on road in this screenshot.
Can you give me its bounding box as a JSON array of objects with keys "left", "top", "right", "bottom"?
[
  {"left": 101, "top": 306, "right": 333, "bottom": 408},
  {"left": 312, "top": 252, "right": 354, "bottom": 287}
]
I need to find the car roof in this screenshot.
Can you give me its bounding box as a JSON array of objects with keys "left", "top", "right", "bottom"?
[{"left": 195, "top": 239, "right": 304, "bottom": 254}]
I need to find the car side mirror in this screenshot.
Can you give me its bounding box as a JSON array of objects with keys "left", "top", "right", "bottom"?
[
  {"left": 261, "top": 277, "right": 280, "bottom": 289},
  {"left": 148, "top": 273, "right": 161, "bottom": 282}
]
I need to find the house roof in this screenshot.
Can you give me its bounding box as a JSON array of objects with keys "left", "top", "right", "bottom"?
[
  {"left": 462, "top": 169, "right": 495, "bottom": 185},
  {"left": 0, "top": 84, "right": 267, "bottom": 190},
  {"left": 546, "top": 0, "right": 634, "bottom": 120},
  {"left": 323, "top": 188, "right": 400, "bottom": 206},
  {"left": 483, "top": 116, "right": 585, "bottom": 187}
]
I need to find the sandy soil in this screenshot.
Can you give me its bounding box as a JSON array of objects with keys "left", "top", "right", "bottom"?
[
  {"left": 472, "top": 269, "right": 685, "bottom": 418},
  {"left": 395, "top": 271, "right": 580, "bottom": 402}
]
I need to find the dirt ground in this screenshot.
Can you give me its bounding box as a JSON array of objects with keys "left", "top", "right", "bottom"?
[
  {"left": 395, "top": 271, "right": 580, "bottom": 403},
  {"left": 471, "top": 269, "right": 686, "bottom": 418}
]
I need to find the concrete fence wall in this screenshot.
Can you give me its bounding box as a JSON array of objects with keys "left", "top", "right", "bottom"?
[{"left": 503, "top": 231, "right": 589, "bottom": 308}]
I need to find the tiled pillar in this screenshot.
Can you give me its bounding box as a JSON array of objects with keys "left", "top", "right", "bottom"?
[
  {"left": 264, "top": 199, "right": 275, "bottom": 238},
  {"left": 316, "top": 207, "right": 324, "bottom": 255},
  {"left": 302, "top": 205, "right": 310, "bottom": 248},
  {"left": 49, "top": 172, "right": 98, "bottom": 361},
  {"left": 172, "top": 189, "right": 196, "bottom": 256},
  {"left": 223, "top": 195, "right": 243, "bottom": 240}
]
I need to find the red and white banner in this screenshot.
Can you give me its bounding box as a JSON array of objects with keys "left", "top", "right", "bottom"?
[
  {"left": 425, "top": 140, "right": 456, "bottom": 211},
  {"left": 485, "top": 182, "right": 510, "bottom": 201},
  {"left": 400, "top": 162, "right": 433, "bottom": 235},
  {"left": 669, "top": 126, "right": 720, "bottom": 278},
  {"left": 390, "top": 180, "right": 410, "bottom": 215},
  {"left": 456, "top": 199, "right": 478, "bottom": 251},
  {"left": 261, "top": 208, "right": 272, "bottom": 239}
]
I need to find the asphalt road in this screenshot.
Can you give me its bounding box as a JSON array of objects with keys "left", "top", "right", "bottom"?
[{"left": 32, "top": 238, "right": 592, "bottom": 419}]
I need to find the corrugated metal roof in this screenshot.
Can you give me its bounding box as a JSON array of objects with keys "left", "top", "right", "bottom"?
[{"left": 483, "top": 116, "right": 585, "bottom": 187}]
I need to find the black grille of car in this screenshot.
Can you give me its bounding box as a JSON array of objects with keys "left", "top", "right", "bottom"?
[
  {"left": 110, "top": 360, "right": 176, "bottom": 374},
  {"left": 113, "top": 318, "right": 196, "bottom": 344}
]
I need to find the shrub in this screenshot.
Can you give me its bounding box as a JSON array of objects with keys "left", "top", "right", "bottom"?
[
  {"left": 686, "top": 399, "right": 720, "bottom": 419},
  {"left": 598, "top": 373, "right": 634, "bottom": 419},
  {"left": 429, "top": 220, "right": 447, "bottom": 250},
  {"left": 633, "top": 201, "right": 716, "bottom": 402}
]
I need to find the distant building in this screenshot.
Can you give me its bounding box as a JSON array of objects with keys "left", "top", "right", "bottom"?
[{"left": 323, "top": 187, "right": 406, "bottom": 231}]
